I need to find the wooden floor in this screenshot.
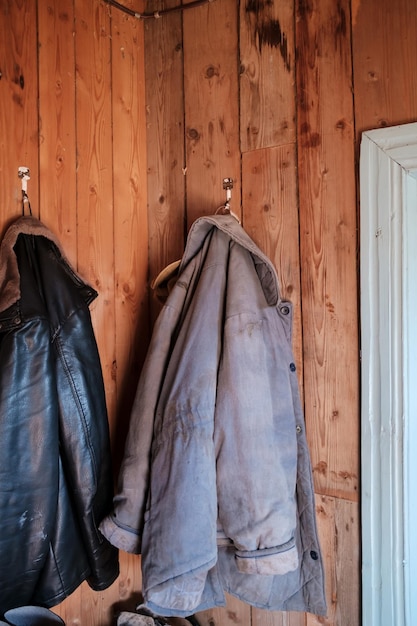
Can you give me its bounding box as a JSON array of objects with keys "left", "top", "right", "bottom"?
[{"left": 1, "top": 0, "right": 417, "bottom": 623}]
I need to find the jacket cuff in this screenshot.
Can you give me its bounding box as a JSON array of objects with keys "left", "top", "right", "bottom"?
[
  {"left": 235, "top": 541, "right": 298, "bottom": 575},
  {"left": 99, "top": 514, "right": 142, "bottom": 554}
]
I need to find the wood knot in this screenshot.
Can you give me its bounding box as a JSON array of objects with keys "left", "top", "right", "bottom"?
[
  {"left": 187, "top": 127, "right": 200, "bottom": 141},
  {"left": 314, "top": 461, "right": 328, "bottom": 475},
  {"left": 205, "top": 64, "right": 220, "bottom": 79}
]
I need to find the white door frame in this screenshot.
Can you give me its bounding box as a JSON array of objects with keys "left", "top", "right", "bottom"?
[{"left": 360, "top": 122, "right": 417, "bottom": 626}]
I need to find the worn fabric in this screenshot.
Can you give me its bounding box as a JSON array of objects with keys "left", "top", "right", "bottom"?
[
  {"left": 0, "top": 217, "right": 119, "bottom": 614},
  {"left": 100, "top": 214, "right": 326, "bottom": 617}
]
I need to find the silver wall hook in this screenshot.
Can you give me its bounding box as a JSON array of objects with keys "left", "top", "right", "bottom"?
[
  {"left": 18, "top": 166, "right": 32, "bottom": 215},
  {"left": 222, "top": 177, "right": 233, "bottom": 209}
]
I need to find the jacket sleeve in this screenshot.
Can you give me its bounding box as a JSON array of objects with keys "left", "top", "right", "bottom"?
[
  {"left": 54, "top": 305, "right": 119, "bottom": 590},
  {"left": 138, "top": 239, "right": 225, "bottom": 616},
  {"left": 98, "top": 304, "right": 184, "bottom": 554}
]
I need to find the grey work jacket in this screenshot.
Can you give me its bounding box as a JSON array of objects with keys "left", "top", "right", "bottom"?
[{"left": 100, "top": 214, "right": 327, "bottom": 617}]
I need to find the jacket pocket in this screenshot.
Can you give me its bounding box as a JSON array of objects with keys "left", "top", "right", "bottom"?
[{"left": 234, "top": 539, "right": 298, "bottom": 575}]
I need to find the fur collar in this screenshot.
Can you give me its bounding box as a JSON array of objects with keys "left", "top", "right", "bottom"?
[{"left": 0, "top": 216, "right": 68, "bottom": 313}]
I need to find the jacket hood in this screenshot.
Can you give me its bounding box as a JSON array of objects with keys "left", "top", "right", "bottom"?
[
  {"left": 181, "top": 215, "right": 281, "bottom": 307},
  {"left": 0, "top": 216, "right": 78, "bottom": 313}
]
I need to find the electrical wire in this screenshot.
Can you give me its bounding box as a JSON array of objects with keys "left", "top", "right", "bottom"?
[{"left": 103, "top": 0, "right": 216, "bottom": 19}]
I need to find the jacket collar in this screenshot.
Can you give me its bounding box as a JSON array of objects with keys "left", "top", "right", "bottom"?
[
  {"left": 180, "top": 214, "right": 281, "bottom": 306},
  {"left": 0, "top": 216, "right": 67, "bottom": 313}
]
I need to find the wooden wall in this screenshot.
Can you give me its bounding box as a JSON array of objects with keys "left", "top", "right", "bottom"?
[{"left": 1, "top": 0, "right": 417, "bottom": 624}]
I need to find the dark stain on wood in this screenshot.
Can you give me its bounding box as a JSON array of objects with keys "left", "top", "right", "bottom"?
[
  {"left": 297, "top": 0, "right": 313, "bottom": 16},
  {"left": 245, "top": 1, "right": 291, "bottom": 71},
  {"left": 245, "top": 0, "right": 274, "bottom": 11},
  {"left": 12, "top": 63, "right": 24, "bottom": 89},
  {"left": 12, "top": 92, "right": 23, "bottom": 107},
  {"left": 335, "top": 0, "right": 347, "bottom": 39}
]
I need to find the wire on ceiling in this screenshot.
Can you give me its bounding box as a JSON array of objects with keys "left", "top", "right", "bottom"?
[{"left": 103, "top": 0, "right": 216, "bottom": 19}]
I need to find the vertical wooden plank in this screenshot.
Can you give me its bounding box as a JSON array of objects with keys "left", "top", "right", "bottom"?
[
  {"left": 296, "top": 0, "right": 359, "bottom": 501},
  {"left": 242, "top": 146, "right": 302, "bottom": 372},
  {"left": 183, "top": 0, "right": 241, "bottom": 225},
  {"left": 74, "top": 0, "right": 116, "bottom": 416},
  {"left": 306, "top": 496, "right": 360, "bottom": 626},
  {"left": 252, "top": 609, "right": 305, "bottom": 626},
  {"left": 110, "top": 1, "right": 148, "bottom": 454},
  {"left": 182, "top": 4, "right": 244, "bottom": 619},
  {"left": 352, "top": 0, "right": 417, "bottom": 138},
  {"left": 73, "top": 1, "right": 117, "bottom": 624},
  {"left": 110, "top": 3, "right": 148, "bottom": 613},
  {"left": 53, "top": 588, "right": 82, "bottom": 626},
  {"left": 240, "top": 6, "right": 301, "bottom": 623},
  {"left": 242, "top": 148, "right": 305, "bottom": 626},
  {"left": 37, "top": 0, "right": 77, "bottom": 262},
  {"left": 240, "top": 0, "right": 295, "bottom": 152},
  {"left": 110, "top": 549, "right": 143, "bottom": 617},
  {"left": 0, "top": 0, "right": 39, "bottom": 226},
  {"left": 144, "top": 0, "right": 185, "bottom": 323},
  {"left": 197, "top": 593, "right": 251, "bottom": 626}
]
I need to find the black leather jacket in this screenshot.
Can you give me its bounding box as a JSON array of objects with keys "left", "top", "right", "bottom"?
[{"left": 0, "top": 217, "right": 119, "bottom": 614}]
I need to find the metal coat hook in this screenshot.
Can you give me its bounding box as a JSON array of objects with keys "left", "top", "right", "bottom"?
[
  {"left": 215, "top": 177, "right": 240, "bottom": 223},
  {"left": 223, "top": 177, "right": 233, "bottom": 211},
  {"left": 18, "top": 166, "right": 32, "bottom": 215}
]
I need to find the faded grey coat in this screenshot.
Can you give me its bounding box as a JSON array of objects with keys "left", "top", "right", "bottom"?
[{"left": 100, "top": 214, "right": 327, "bottom": 618}]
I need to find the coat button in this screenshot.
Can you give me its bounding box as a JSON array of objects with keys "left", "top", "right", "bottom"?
[
  {"left": 296, "top": 425, "right": 302, "bottom": 434},
  {"left": 13, "top": 317, "right": 21, "bottom": 325},
  {"left": 290, "top": 362, "right": 296, "bottom": 372},
  {"left": 280, "top": 305, "right": 290, "bottom": 315},
  {"left": 310, "top": 550, "right": 318, "bottom": 560}
]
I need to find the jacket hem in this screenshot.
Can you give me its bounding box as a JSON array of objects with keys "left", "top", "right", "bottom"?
[
  {"left": 223, "top": 585, "right": 327, "bottom": 617},
  {"left": 34, "top": 569, "right": 91, "bottom": 608},
  {"left": 143, "top": 556, "right": 217, "bottom": 616},
  {"left": 87, "top": 566, "right": 120, "bottom": 591}
]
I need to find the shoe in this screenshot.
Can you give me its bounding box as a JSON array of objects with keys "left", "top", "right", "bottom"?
[{"left": 3, "top": 606, "right": 64, "bottom": 626}]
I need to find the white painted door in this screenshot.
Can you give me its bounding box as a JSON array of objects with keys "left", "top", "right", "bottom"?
[{"left": 360, "top": 122, "right": 417, "bottom": 626}]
